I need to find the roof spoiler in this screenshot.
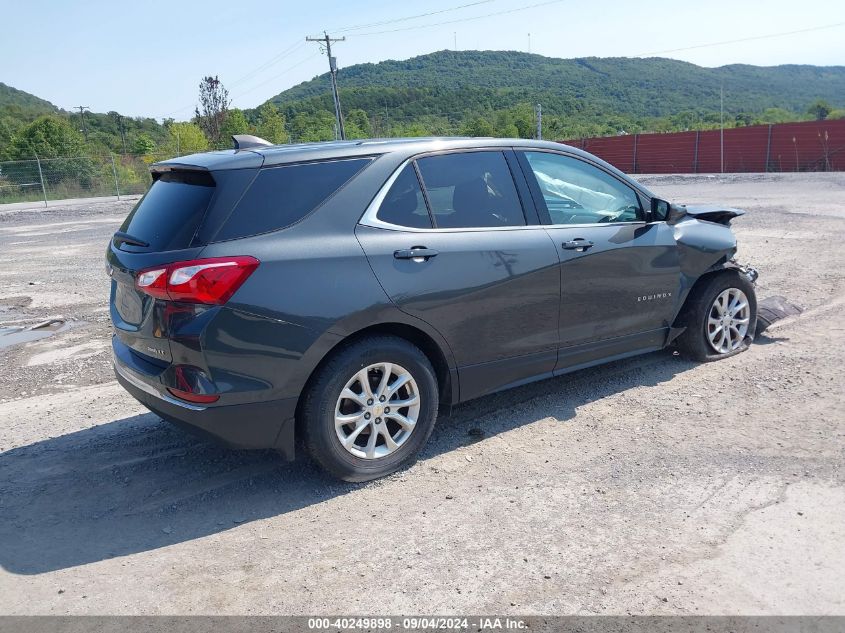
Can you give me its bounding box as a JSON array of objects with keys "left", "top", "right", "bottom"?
[{"left": 232, "top": 134, "right": 273, "bottom": 151}]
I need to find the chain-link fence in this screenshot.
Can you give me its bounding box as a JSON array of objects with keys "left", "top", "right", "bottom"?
[{"left": 0, "top": 153, "right": 177, "bottom": 206}]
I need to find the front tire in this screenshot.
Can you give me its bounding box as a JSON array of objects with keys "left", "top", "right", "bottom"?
[
  {"left": 674, "top": 271, "right": 757, "bottom": 362},
  {"left": 301, "top": 335, "right": 439, "bottom": 482}
]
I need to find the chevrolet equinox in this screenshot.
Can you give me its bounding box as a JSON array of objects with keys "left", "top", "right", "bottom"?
[{"left": 108, "top": 136, "right": 758, "bottom": 481}]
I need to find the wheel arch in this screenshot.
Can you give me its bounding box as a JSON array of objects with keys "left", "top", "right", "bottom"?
[
  {"left": 344, "top": 322, "right": 455, "bottom": 406},
  {"left": 671, "top": 258, "right": 752, "bottom": 327},
  {"left": 670, "top": 261, "right": 757, "bottom": 346},
  {"left": 670, "top": 262, "right": 758, "bottom": 360},
  {"left": 295, "top": 320, "right": 458, "bottom": 433}
]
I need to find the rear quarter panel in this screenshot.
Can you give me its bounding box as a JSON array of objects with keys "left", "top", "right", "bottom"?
[{"left": 194, "top": 153, "right": 456, "bottom": 401}]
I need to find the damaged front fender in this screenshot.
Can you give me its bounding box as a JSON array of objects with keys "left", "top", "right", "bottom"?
[
  {"left": 671, "top": 215, "right": 738, "bottom": 309},
  {"left": 665, "top": 257, "right": 759, "bottom": 346},
  {"left": 667, "top": 207, "right": 758, "bottom": 324}
]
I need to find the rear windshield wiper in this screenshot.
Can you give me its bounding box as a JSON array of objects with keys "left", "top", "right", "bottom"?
[{"left": 113, "top": 231, "right": 150, "bottom": 249}]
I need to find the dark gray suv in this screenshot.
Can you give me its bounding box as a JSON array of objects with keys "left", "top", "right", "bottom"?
[{"left": 108, "top": 136, "right": 758, "bottom": 481}]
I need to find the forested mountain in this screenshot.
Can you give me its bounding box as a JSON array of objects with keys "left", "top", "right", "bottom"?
[
  {"left": 265, "top": 51, "right": 845, "bottom": 139},
  {"left": 271, "top": 51, "right": 845, "bottom": 115},
  {"left": 1, "top": 51, "right": 843, "bottom": 162}
]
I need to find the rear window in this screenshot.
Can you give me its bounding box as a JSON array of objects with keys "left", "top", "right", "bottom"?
[
  {"left": 212, "top": 157, "right": 372, "bottom": 241},
  {"left": 119, "top": 170, "right": 214, "bottom": 251}
]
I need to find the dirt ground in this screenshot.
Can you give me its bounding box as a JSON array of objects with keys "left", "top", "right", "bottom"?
[{"left": 0, "top": 172, "right": 843, "bottom": 615}]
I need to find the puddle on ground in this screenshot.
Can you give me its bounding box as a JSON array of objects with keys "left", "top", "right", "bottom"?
[{"left": 0, "top": 319, "right": 70, "bottom": 350}]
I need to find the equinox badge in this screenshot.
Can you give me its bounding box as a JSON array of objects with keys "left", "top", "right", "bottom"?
[{"left": 638, "top": 292, "right": 672, "bottom": 302}]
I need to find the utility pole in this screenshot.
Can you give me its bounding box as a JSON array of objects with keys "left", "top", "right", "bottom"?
[
  {"left": 307, "top": 32, "right": 346, "bottom": 140},
  {"left": 528, "top": 33, "right": 531, "bottom": 54},
  {"left": 719, "top": 83, "right": 724, "bottom": 174},
  {"left": 76, "top": 106, "right": 90, "bottom": 140},
  {"left": 118, "top": 114, "right": 126, "bottom": 154},
  {"left": 536, "top": 103, "right": 542, "bottom": 140},
  {"left": 112, "top": 112, "right": 127, "bottom": 154},
  {"left": 454, "top": 32, "right": 457, "bottom": 50}
]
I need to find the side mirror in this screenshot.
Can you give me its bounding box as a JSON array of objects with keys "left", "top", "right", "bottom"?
[{"left": 650, "top": 198, "right": 670, "bottom": 222}]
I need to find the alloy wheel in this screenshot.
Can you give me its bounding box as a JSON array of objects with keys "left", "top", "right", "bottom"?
[
  {"left": 706, "top": 288, "right": 750, "bottom": 354},
  {"left": 334, "top": 362, "right": 421, "bottom": 459}
]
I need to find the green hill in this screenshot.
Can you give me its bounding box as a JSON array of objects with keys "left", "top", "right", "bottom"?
[
  {"left": 2, "top": 51, "right": 844, "bottom": 159},
  {"left": 0, "top": 82, "right": 173, "bottom": 160},
  {"left": 264, "top": 51, "right": 845, "bottom": 138},
  {"left": 0, "top": 83, "right": 62, "bottom": 156},
  {"left": 0, "top": 82, "right": 58, "bottom": 114}
]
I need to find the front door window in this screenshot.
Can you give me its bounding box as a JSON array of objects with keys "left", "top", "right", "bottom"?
[{"left": 523, "top": 152, "right": 643, "bottom": 225}]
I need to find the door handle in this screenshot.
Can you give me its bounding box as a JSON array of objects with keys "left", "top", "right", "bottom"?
[
  {"left": 394, "top": 247, "right": 439, "bottom": 261},
  {"left": 562, "top": 239, "right": 594, "bottom": 251}
]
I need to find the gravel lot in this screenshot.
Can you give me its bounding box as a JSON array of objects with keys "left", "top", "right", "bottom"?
[{"left": 0, "top": 173, "right": 843, "bottom": 615}]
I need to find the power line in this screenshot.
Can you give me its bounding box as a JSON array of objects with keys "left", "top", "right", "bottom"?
[
  {"left": 228, "top": 40, "right": 306, "bottom": 89},
  {"left": 331, "top": 0, "right": 494, "bottom": 34},
  {"left": 159, "top": 11, "right": 845, "bottom": 123},
  {"left": 635, "top": 22, "right": 845, "bottom": 57},
  {"left": 230, "top": 52, "right": 320, "bottom": 100},
  {"left": 163, "top": 1, "right": 498, "bottom": 119},
  {"left": 160, "top": 41, "right": 307, "bottom": 118},
  {"left": 350, "top": 0, "right": 566, "bottom": 37}
]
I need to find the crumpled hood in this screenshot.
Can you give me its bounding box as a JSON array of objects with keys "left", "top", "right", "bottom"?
[{"left": 670, "top": 204, "right": 746, "bottom": 226}]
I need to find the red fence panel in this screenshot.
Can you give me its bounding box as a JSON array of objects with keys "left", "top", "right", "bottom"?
[
  {"left": 579, "top": 135, "right": 636, "bottom": 173},
  {"left": 561, "top": 119, "right": 845, "bottom": 173},
  {"left": 724, "top": 125, "right": 770, "bottom": 172},
  {"left": 634, "top": 131, "right": 697, "bottom": 174},
  {"left": 768, "top": 121, "right": 845, "bottom": 172}
]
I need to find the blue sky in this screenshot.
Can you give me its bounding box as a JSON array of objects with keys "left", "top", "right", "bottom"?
[{"left": 0, "top": 0, "right": 842, "bottom": 120}]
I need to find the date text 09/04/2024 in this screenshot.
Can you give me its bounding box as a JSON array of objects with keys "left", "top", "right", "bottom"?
[{"left": 307, "top": 617, "right": 528, "bottom": 630}]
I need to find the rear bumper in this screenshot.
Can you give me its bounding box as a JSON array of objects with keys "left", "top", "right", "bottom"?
[{"left": 113, "top": 347, "right": 297, "bottom": 457}]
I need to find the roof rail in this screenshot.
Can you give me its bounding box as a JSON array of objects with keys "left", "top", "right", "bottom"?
[{"left": 232, "top": 134, "right": 273, "bottom": 151}]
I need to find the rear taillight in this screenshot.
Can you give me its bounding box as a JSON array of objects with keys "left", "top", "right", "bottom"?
[
  {"left": 135, "top": 256, "right": 259, "bottom": 305},
  {"left": 136, "top": 268, "right": 168, "bottom": 300}
]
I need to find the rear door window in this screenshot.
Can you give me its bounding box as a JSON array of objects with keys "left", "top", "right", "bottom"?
[
  {"left": 118, "top": 170, "right": 214, "bottom": 251},
  {"left": 376, "top": 164, "right": 433, "bottom": 228},
  {"left": 212, "top": 157, "right": 372, "bottom": 241},
  {"left": 415, "top": 151, "right": 526, "bottom": 228}
]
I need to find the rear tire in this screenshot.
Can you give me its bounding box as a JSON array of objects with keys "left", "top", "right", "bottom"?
[
  {"left": 301, "top": 335, "right": 439, "bottom": 482},
  {"left": 674, "top": 271, "right": 757, "bottom": 362}
]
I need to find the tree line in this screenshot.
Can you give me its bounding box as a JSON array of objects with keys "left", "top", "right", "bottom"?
[{"left": 0, "top": 75, "right": 841, "bottom": 165}]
